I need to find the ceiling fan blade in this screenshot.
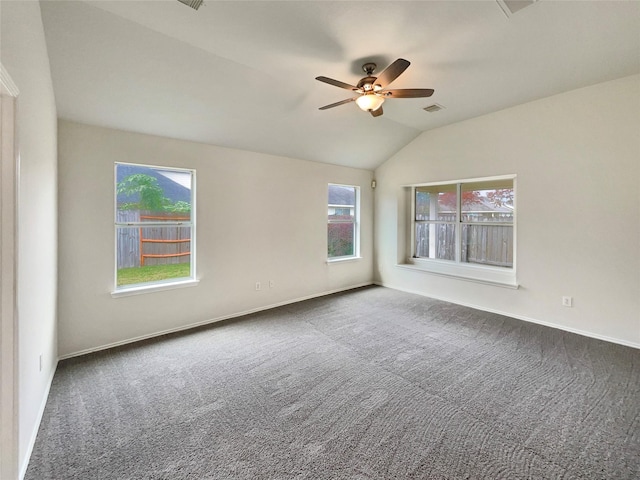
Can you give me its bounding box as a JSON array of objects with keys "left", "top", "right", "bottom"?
[
  {"left": 382, "top": 88, "right": 435, "bottom": 98},
  {"left": 375, "top": 58, "right": 410, "bottom": 88},
  {"left": 315, "top": 76, "right": 359, "bottom": 91},
  {"left": 370, "top": 106, "right": 384, "bottom": 117},
  {"left": 319, "top": 97, "right": 356, "bottom": 110}
]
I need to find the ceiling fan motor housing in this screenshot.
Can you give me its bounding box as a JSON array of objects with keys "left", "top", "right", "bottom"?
[
  {"left": 358, "top": 63, "right": 379, "bottom": 91},
  {"left": 357, "top": 76, "right": 379, "bottom": 91}
]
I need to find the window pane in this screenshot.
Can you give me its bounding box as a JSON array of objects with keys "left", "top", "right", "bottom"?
[
  {"left": 462, "top": 224, "right": 513, "bottom": 268},
  {"left": 416, "top": 185, "right": 457, "bottom": 221},
  {"left": 461, "top": 181, "right": 513, "bottom": 223},
  {"left": 116, "top": 226, "right": 192, "bottom": 286},
  {"left": 116, "top": 164, "right": 192, "bottom": 222},
  {"left": 328, "top": 223, "right": 354, "bottom": 258},
  {"left": 328, "top": 185, "right": 355, "bottom": 221},
  {"left": 415, "top": 223, "right": 456, "bottom": 260}
]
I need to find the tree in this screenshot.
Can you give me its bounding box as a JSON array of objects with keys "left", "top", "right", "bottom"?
[
  {"left": 117, "top": 174, "right": 168, "bottom": 211},
  {"left": 328, "top": 217, "right": 354, "bottom": 257},
  {"left": 487, "top": 188, "right": 514, "bottom": 207},
  {"left": 439, "top": 191, "right": 482, "bottom": 209},
  {"left": 117, "top": 174, "right": 191, "bottom": 213}
]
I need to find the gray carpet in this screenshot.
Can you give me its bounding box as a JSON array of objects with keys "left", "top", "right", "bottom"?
[{"left": 25, "top": 286, "right": 640, "bottom": 479}]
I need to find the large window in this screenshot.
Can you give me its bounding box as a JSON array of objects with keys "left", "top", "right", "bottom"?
[
  {"left": 410, "top": 176, "right": 515, "bottom": 285},
  {"left": 114, "top": 163, "right": 196, "bottom": 292},
  {"left": 328, "top": 184, "right": 359, "bottom": 260}
]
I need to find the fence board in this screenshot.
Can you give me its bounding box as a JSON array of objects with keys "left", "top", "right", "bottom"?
[{"left": 116, "top": 210, "right": 191, "bottom": 269}]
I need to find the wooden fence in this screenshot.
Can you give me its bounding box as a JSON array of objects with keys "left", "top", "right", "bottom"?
[
  {"left": 116, "top": 210, "right": 191, "bottom": 269},
  {"left": 415, "top": 219, "right": 513, "bottom": 267},
  {"left": 463, "top": 224, "right": 513, "bottom": 267}
]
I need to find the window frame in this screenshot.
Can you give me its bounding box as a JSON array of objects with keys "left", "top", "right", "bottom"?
[
  {"left": 327, "top": 183, "right": 361, "bottom": 262},
  {"left": 112, "top": 162, "right": 197, "bottom": 297},
  {"left": 404, "top": 175, "right": 517, "bottom": 288}
]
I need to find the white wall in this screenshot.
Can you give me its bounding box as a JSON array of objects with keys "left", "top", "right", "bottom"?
[
  {"left": 57, "top": 120, "right": 373, "bottom": 357},
  {"left": 374, "top": 75, "right": 640, "bottom": 347},
  {"left": 0, "top": 1, "right": 58, "bottom": 476}
]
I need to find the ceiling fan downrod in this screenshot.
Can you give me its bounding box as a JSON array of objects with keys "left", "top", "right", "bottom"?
[{"left": 362, "top": 63, "right": 377, "bottom": 76}]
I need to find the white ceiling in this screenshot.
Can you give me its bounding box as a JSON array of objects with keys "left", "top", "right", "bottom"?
[{"left": 40, "top": 0, "right": 640, "bottom": 170}]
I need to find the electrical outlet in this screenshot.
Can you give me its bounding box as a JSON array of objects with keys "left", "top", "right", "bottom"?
[
  {"left": 39, "top": 354, "right": 43, "bottom": 372},
  {"left": 562, "top": 296, "right": 573, "bottom": 307},
  {"left": 255, "top": 282, "right": 261, "bottom": 291},
  {"left": 269, "top": 280, "right": 274, "bottom": 288}
]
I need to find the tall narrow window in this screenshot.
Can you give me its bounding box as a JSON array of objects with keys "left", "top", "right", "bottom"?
[
  {"left": 115, "top": 163, "right": 195, "bottom": 291},
  {"left": 328, "top": 184, "right": 359, "bottom": 260},
  {"left": 413, "top": 177, "right": 515, "bottom": 269}
]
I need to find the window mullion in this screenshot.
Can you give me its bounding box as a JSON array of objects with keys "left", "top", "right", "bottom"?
[
  {"left": 428, "top": 190, "right": 438, "bottom": 259},
  {"left": 115, "top": 222, "right": 192, "bottom": 227},
  {"left": 455, "top": 183, "right": 462, "bottom": 263},
  {"left": 410, "top": 187, "right": 416, "bottom": 258}
]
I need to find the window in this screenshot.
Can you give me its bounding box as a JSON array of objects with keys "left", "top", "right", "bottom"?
[
  {"left": 114, "top": 163, "right": 196, "bottom": 293},
  {"left": 409, "top": 176, "right": 516, "bottom": 286},
  {"left": 328, "top": 184, "right": 359, "bottom": 260}
]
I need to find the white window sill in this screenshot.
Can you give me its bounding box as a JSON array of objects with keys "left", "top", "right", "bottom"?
[
  {"left": 111, "top": 278, "right": 199, "bottom": 298},
  {"left": 397, "top": 259, "right": 518, "bottom": 289},
  {"left": 327, "top": 256, "right": 362, "bottom": 264}
]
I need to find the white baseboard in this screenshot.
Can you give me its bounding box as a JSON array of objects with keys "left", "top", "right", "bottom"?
[
  {"left": 374, "top": 281, "right": 640, "bottom": 350},
  {"left": 59, "top": 282, "right": 375, "bottom": 360},
  {"left": 19, "top": 359, "right": 58, "bottom": 480}
]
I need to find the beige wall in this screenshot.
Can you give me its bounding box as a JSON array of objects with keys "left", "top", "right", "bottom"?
[
  {"left": 0, "top": 1, "right": 59, "bottom": 476},
  {"left": 57, "top": 120, "right": 374, "bottom": 357},
  {"left": 374, "top": 74, "right": 640, "bottom": 347}
]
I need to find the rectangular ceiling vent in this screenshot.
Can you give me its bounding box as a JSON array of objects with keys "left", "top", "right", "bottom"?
[
  {"left": 423, "top": 104, "right": 445, "bottom": 113},
  {"left": 177, "top": 0, "right": 204, "bottom": 11},
  {"left": 496, "top": 0, "right": 539, "bottom": 18}
]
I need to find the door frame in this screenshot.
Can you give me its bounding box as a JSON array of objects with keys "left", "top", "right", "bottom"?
[{"left": 1, "top": 62, "right": 20, "bottom": 480}]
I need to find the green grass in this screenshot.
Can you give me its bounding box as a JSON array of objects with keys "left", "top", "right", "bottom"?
[{"left": 117, "top": 263, "right": 191, "bottom": 286}]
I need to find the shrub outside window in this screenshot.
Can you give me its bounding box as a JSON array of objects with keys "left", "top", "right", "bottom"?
[
  {"left": 328, "top": 184, "right": 359, "bottom": 260},
  {"left": 115, "top": 163, "right": 195, "bottom": 291},
  {"left": 413, "top": 177, "right": 514, "bottom": 269}
]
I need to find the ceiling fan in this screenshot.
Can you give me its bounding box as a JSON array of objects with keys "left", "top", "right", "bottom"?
[{"left": 316, "top": 59, "right": 434, "bottom": 118}]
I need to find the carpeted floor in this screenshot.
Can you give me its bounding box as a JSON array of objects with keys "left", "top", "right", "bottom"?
[{"left": 25, "top": 286, "right": 640, "bottom": 479}]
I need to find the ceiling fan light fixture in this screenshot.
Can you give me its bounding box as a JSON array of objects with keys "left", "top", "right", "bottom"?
[{"left": 356, "top": 94, "right": 385, "bottom": 112}]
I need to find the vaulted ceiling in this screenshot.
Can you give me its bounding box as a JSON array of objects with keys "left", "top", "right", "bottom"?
[{"left": 40, "top": 0, "right": 640, "bottom": 170}]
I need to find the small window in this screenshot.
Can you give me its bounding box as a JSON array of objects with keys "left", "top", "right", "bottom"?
[
  {"left": 115, "top": 163, "right": 195, "bottom": 291},
  {"left": 328, "top": 184, "right": 359, "bottom": 260}
]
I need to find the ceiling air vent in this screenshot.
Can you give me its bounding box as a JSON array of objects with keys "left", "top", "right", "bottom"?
[
  {"left": 423, "top": 104, "right": 444, "bottom": 113},
  {"left": 496, "top": 0, "right": 539, "bottom": 18},
  {"left": 177, "top": 0, "right": 204, "bottom": 10}
]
